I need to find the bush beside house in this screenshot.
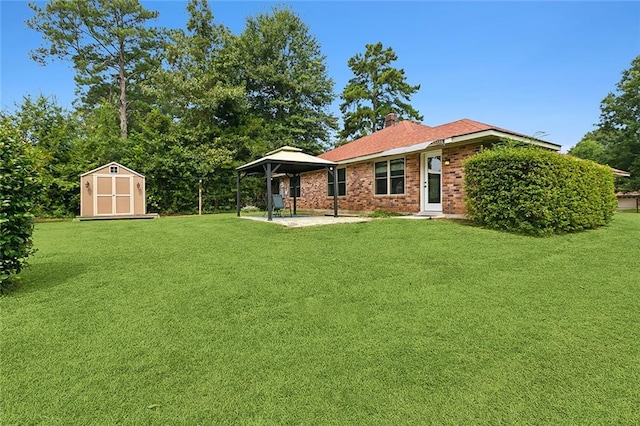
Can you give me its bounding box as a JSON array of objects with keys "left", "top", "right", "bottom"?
[
  {"left": 464, "top": 147, "right": 617, "bottom": 236},
  {"left": 0, "top": 123, "right": 40, "bottom": 289}
]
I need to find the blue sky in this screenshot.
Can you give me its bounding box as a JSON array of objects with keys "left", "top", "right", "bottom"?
[{"left": 1, "top": 1, "right": 639, "bottom": 151}]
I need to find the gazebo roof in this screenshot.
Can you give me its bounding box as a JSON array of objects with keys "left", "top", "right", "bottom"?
[{"left": 237, "top": 146, "right": 337, "bottom": 175}]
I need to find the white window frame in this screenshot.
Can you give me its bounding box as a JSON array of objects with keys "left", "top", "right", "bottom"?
[
  {"left": 374, "top": 157, "right": 405, "bottom": 196},
  {"left": 109, "top": 165, "right": 119, "bottom": 174}
]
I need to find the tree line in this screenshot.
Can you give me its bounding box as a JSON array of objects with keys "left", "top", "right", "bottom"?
[
  {"left": 1, "top": 0, "right": 422, "bottom": 217},
  {"left": 569, "top": 56, "right": 640, "bottom": 192},
  {"left": 3, "top": 1, "right": 637, "bottom": 218}
]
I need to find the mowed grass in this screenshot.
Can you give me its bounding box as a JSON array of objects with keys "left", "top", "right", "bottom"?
[{"left": 2, "top": 214, "right": 639, "bottom": 425}]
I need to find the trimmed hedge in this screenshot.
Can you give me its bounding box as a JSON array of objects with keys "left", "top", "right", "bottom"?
[
  {"left": 464, "top": 147, "right": 617, "bottom": 236},
  {"left": 1, "top": 122, "right": 40, "bottom": 289}
]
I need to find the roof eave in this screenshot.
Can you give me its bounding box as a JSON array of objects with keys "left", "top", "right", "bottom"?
[
  {"left": 448, "top": 129, "right": 561, "bottom": 151},
  {"left": 612, "top": 169, "right": 631, "bottom": 178},
  {"left": 237, "top": 158, "right": 337, "bottom": 173},
  {"left": 330, "top": 129, "right": 560, "bottom": 164}
]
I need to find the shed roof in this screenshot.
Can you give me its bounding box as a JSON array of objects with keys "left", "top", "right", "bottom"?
[
  {"left": 80, "top": 162, "right": 144, "bottom": 178},
  {"left": 237, "top": 146, "right": 337, "bottom": 174}
]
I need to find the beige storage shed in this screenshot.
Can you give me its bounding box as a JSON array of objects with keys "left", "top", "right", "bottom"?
[{"left": 80, "top": 162, "right": 146, "bottom": 218}]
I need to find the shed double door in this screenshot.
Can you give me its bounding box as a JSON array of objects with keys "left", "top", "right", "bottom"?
[{"left": 94, "top": 174, "right": 134, "bottom": 216}]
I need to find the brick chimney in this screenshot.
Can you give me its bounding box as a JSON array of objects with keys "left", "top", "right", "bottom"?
[{"left": 384, "top": 112, "right": 398, "bottom": 128}]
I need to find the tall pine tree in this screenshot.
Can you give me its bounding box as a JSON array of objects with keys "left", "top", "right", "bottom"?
[
  {"left": 339, "top": 42, "right": 422, "bottom": 141},
  {"left": 27, "top": 0, "right": 163, "bottom": 138}
]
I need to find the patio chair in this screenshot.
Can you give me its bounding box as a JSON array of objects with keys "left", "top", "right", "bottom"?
[{"left": 272, "top": 194, "right": 292, "bottom": 217}]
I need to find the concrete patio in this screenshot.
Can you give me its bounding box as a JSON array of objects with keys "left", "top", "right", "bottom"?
[{"left": 239, "top": 214, "right": 371, "bottom": 228}]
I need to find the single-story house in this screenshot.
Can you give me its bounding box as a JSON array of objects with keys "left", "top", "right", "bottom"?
[
  {"left": 280, "top": 114, "right": 560, "bottom": 217},
  {"left": 617, "top": 192, "right": 639, "bottom": 212}
]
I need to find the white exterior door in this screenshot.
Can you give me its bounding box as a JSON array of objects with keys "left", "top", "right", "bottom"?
[
  {"left": 93, "top": 175, "right": 133, "bottom": 215},
  {"left": 423, "top": 151, "right": 443, "bottom": 212}
]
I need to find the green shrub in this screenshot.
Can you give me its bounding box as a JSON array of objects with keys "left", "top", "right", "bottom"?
[
  {"left": 464, "top": 147, "right": 617, "bottom": 236},
  {"left": 240, "top": 205, "right": 261, "bottom": 213},
  {"left": 1, "top": 122, "right": 40, "bottom": 289},
  {"left": 368, "top": 209, "right": 405, "bottom": 218}
]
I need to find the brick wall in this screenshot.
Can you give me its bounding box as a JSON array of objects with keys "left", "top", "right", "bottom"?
[
  {"left": 441, "top": 142, "right": 484, "bottom": 215},
  {"left": 283, "top": 144, "right": 485, "bottom": 216}
]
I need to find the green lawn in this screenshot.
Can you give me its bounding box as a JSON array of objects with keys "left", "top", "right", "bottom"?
[{"left": 2, "top": 214, "right": 639, "bottom": 424}]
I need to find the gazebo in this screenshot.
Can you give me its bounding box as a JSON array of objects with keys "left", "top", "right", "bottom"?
[{"left": 236, "top": 146, "right": 338, "bottom": 221}]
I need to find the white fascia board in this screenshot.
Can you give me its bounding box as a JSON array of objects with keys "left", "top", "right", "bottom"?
[
  {"left": 448, "top": 130, "right": 561, "bottom": 151},
  {"left": 612, "top": 169, "right": 631, "bottom": 178},
  {"left": 336, "top": 141, "right": 435, "bottom": 165},
  {"left": 333, "top": 130, "right": 560, "bottom": 166},
  {"left": 80, "top": 161, "right": 145, "bottom": 177}
]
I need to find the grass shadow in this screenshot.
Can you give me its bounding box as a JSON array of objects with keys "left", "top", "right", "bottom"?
[
  {"left": 6, "top": 260, "right": 89, "bottom": 296},
  {"left": 454, "top": 218, "right": 607, "bottom": 238}
]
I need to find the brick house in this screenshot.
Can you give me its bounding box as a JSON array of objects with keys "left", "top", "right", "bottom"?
[{"left": 281, "top": 114, "right": 560, "bottom": 217}]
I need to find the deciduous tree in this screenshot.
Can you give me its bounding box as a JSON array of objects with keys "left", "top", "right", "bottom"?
[
  {"left": 0, "top": 119, "right": 40, "bottom": 289},
  {"left": 147, "top": 0, "right": 244, "bottom": 129},
  {"left": 10, "top": 95, "right": 80, "bottom": 217},
  {"left": 598, "top": 55, "right": 640, "bottom": 190},
  {"left": 237, "top": 7, "right": 337, "bottom": 154},
  {"left": 140, "top": 0, "right": 242, "bottom": 212},
  {"left": 568, "top": 134, "right": 606, "bottom": 164}
]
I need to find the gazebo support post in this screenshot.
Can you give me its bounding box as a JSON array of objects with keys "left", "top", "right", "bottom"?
[
  {"left": 293, "top": 173, "right": 298, "bottom": 215},
  {"left": 266, "top": 162, "right": 273, "bottom": 221},
  {"left": 236, "top": 171, "right": 241, "bottom": 217},
  {"left": 331, "top": 167, "right": 338, "bottom": 217}
]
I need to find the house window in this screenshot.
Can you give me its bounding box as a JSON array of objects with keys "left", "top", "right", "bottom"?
[
  {"left": 327, "top": 168, "right": 346, "bottom": 196},
  {"left": 289, "top": 176, "right": 301, "bottom": 198},
  {"left": 374, "top": 158, "right": 405, "bottom": 195},
  {"left": 109, "top": 165, "right": 119, "bottom": 174}
]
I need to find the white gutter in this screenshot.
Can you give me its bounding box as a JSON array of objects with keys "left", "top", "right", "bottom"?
[
  {"left": 448, "top": 130, "right": 561, "bottom": 151},
  {"left": 332, "top": 130, "right": 560, "bottom": 165}
]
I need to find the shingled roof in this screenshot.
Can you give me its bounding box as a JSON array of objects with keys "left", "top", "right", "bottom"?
[{"left": 320, "top": 118, "right": 544, "bottom": 162}]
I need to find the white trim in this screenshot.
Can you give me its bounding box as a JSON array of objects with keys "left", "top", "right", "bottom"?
[
  {"left": 448, "top": 130, "right": 560, "bottom": 150},
  {"left": 93, "top": 174, "right": 134, "bottom": 216},
  {"left": 92, "top": 174, "right": 97, "bottom": 215},
  {"left": 81, "top": 162, "right": 144, "bottom": 178},
  {"left": 237, "top": 147, "right": 336, "bottom": 172},
  {"left": 422, "top": 151, "right": 443, "bottom": 212},
  {"left": 373, "top": 157, "right": 406, "bottom": 196},
  {"left": 331, "top": 130, "right": 560, "bottom": 166},
  {"left": 142, "top": 179, "right": 146, "bottom": 214},
  {"left": 129, "top": 176, "right": 134, "bottom": 214},
  {"left": 611, "top": 168, "right": 631, "bottom": 177},
  {"left": 93, "top": 174, "right": 110, "bottom": 216},
  {"left": 80, "top": 175, "right": 85, "bottom": 216}
]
